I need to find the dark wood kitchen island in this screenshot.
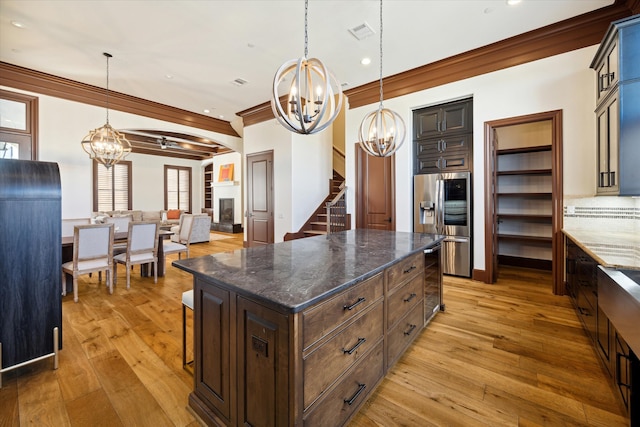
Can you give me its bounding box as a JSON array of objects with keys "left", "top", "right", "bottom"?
[{"left": 173, "top": 229, "right": 444, "bottom": 427}]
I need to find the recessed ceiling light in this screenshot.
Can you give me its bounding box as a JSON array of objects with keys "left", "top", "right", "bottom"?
[
  {"left": 203, "top": 109, "right": 210, "bottom": 114},
  {"left": 165, "top": 74, "right": 173, "bottom": 79},
  {"left": 218, "top": 115, "right": 224, "bottom": 119},
  {"left": 11, "top": 21, "right": 25, "bottom": 28},
  {"left": 361, "top": 57, "right": 371, "bottom": 66},
  {"left": 506, "top": 0, "right": 522, "bottom": 5}
]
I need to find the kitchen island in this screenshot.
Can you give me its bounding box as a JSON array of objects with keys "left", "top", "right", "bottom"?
[{"left": 173, "top": 229, "right": 444, "bottom": 427}]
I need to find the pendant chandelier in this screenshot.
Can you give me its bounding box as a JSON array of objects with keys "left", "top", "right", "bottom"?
[
  {"left": 81, "top": 52, "right": 132, "bottom": 169},
  {"left": 358, "top": 0, "right": 405, "bottom": 157},
  {"left": 271, "top": 0, "right": 343, "bottom": 135}
]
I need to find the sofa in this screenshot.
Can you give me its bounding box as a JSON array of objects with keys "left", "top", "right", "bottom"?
[
  {"left": 170, "top": 214, "right": 211, "bottom": 244},
  {"left": 91, "top": 209, "right": 183, "bottom": 227}
]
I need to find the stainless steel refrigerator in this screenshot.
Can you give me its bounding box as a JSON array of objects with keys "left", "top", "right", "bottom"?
[{"left": 414, "top": 172, "right": 471, "bottom": 277}]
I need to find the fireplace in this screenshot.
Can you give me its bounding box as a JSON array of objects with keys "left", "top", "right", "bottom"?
[{"left": 220, "top": 198, "right": 234, "bottom": 224}]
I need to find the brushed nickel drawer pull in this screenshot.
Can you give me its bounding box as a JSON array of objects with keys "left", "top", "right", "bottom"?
[
  {"left": 343, "top": 297, "right": 366, "bottom": 311},
  {"left": 403, "top": 293, "right": 417, "bottom": 303},
  {"left": 344, "top": 383, "right": 366, "bottom": 406},
  {"left": 404, "top": 324, "right": 417, "bottom": 336},
  {"left": 403, "top": 265, "right": 416, "bottom": 274},
  {"left": 343, "top": 337, "right": 366, "bottom": 355}
]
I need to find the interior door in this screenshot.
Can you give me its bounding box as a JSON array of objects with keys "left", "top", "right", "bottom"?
[
  {"left": 246, "top": 150, "right": 273, "bottom": 246},
  {"left": 355, "top": 144, "right": 395, "bottom": 230}
]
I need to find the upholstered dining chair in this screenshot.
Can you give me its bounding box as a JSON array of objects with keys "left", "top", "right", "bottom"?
[
  {"left": 114, "top": 221, "right": 159, "bottom": 289},
  {"left": 62, "top": 223, "right": 114, "bottom": 303},
  {"left": 163, "top": 213, "right": 194, "bottom": 260}
]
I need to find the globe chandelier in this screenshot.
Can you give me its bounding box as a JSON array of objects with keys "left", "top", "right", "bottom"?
[
  {"left": 271, "top": 0, "right": 343, "bottom": 135},
  {"left": 358, "top": 0, "right": 406, "bottom": 157},
  {"left": 81, "top": 52, "right": 132, "bottom": 169}
]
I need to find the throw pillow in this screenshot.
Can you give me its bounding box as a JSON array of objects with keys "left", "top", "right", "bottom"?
[{"left": 167, "top": 209, "right": 181, "bottom": 220}]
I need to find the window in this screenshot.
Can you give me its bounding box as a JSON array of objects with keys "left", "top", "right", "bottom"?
[
  {"left": 93, "top": 161, "right": 132, "bottom": 212},
  {"left": 164, "top": 165, "right": 192, "bottom": 212},
  {"left": 0, "top": 89, "right": 38, "bottom": 160}
]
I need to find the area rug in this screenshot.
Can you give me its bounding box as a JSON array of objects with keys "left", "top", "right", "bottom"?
[{"left": 210, "top": 232, "right": 234, "bottom": 241}]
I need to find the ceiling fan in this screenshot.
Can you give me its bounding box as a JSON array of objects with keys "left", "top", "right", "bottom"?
[{"left": 157, "top": 137, "right": 181, "bottom": 150}]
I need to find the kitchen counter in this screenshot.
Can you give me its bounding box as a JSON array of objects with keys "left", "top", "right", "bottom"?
[
  {"left": 173, "top": 229, "right": 444, "bottom": 313},
  {"left": 562, "top": 229, "right": 640, "bottom": 271},
  {"left": 173, "top": 229, "right": 444, "bottom": 427}
]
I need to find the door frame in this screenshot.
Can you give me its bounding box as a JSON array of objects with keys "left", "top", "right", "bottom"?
[{"left": 483, "top": 110, "right": 564, "bottom": 294}]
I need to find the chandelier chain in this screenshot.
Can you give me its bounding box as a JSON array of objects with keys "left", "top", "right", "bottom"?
[
  {"left": 378, "top": 0, "right": 384, "bottom": 107},
  {"left": 304, "top": 0, "right": 309, "bottom": 58},
  {"left": 105, "top": 53, "right": 110, "bottom": 125}
]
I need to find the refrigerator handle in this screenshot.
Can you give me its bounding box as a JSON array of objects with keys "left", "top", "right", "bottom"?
[{"left": 437, "top": 179, "right": 445, "bottom": 234}]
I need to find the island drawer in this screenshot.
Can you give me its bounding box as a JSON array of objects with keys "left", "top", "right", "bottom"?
[
  {"left": 303, "top": 341, "right": 384, "bottom": 426},
  {"left": 302, "top": 272, "right": 383, "bottom": 350},
  {"left": 387, "top": 301, "right": 424, "bottom": 368},
  {"left": 303, "top": 301, "right": 383, "bottom": 410},
  {"left": 386, "top": 273, "right": 423, "bottom": 329},
  {"left": 385, "top": 252, "right": 423, "bottom": 292}
]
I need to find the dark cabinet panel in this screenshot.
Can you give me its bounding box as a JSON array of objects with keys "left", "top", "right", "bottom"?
[
  {"left": 414, "top": 99, "right": 472, "bottom": 139},
  {"left": 415, "top": 134, "right": 472, "bottom": 174},
  {"left": 0, "top": 160, "right": 62, "bottom": 371},
  {"left": 194, "top": 280, "right": 230, "bottom": 421}
]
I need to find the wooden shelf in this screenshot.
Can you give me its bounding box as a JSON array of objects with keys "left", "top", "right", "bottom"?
[
  {"left": 498, "top": 234, "right": 552, "bottom": 243},
  {"left": 497, "top": 169, "right": 552, "bottom": 176},
  {"left": 497, "top": 213, "right": 552, "bottom": 220},
  {"left": 497, "top": 145, "right": 551, "bottom": 155},
  {"left": 497, "top": 192, "right": 551, "bottom": 197}
]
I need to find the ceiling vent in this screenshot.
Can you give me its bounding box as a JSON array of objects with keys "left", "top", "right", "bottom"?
[
  {"left": 232, "top": 78, "right": 248, "bottom": 86},
  {"left": 348, "top": 22, "right": 375, "bottom": 41}
]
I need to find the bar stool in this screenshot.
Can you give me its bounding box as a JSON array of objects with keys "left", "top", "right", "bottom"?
[{"left": 182, "top": 289, "right": 194, "bottom": 372}]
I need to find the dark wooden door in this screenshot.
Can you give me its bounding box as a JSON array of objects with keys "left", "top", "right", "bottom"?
[
  {"left": 355, "top": 144, "right": 395, "bottom": 230},
  {"left": 246, "top": 150, "right": 273, "bottom": 246}
]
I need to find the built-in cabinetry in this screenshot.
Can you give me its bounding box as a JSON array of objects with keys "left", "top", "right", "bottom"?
[
  {"left": 183, "top": 236, "right": 442, "bottom": 427},
  {"left": 414, "top": 98, "right": 473, "bottom": 174},
  {"left": 495, "top": 122, "right": 553, "bottom": 270},
  {"left": 565, "top": 237, "right": 637, "bottom": 422},
  {"left": 591, "top": 15, "right": 640, "bottom": 196},
  {"left": 203, "top": 163, "right": 213, "bottom": 218}
]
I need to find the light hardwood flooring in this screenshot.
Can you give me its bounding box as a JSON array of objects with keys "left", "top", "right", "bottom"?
[{"left": 0, "top": 234, "right": 628, "bottom": 426}]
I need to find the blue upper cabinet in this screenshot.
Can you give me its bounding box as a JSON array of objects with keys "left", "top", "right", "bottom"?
[{"left": 591, "top": 15, "right": 640, "bottom": 196}]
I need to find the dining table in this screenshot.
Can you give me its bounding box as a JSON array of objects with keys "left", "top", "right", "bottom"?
[{"left": 61, "top": 229, "right": 174, "bottom": 294}]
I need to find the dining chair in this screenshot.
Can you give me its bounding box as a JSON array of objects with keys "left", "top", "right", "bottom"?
[
  {"left": 61, "top": 223, "right": 114, "bottom": 303},
  {"left": 114, "top": 221, "right": 159, "bottom": 289},
  {"left": 163, "top": 213, "right": 194, "bottom": 260}
]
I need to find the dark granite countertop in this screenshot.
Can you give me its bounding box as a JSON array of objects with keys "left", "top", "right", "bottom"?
[{"left": 173, "top": 229, "right": 444, "bottom": 313}]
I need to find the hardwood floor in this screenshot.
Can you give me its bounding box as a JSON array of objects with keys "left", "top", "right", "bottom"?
[{"left": 0, "top": 234, "right": 627, "bottom": 426}]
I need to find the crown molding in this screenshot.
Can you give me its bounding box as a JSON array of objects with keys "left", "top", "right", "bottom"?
[
  {"left": 0, "top": 62, "right": 240, "bottom": 138},
  {"left": 344, "top": 2, "right": 631, "bottom": 109},
  {"left": 238, "top": 2, "right": 633, "bottom": 125}
]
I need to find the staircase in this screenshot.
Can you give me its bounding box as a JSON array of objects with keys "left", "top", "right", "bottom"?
[{"left": 283, "top": 171, "right": 349, "bottom": 241}]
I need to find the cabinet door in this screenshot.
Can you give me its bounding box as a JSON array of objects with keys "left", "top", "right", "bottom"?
[
  {"left": 415, "top": 134, "right": 471, "bottom": 174},
  {"left": 615, "top": 332, "right": 631, "bottom": 413},
  {"left": 596, "top": 305, "right": 612, "bottom": 375},
  {"left": 413, "top": 99, "right": 471, "bottom": 139},
  {"left": 194, "top": 280, "right": 231, "bottom": 421},
  {"left": 414, "top": 109, "right": 442, "bottom": 139},
  {"left": 237, "top": 297, "right": 290, "bottom": 427},
  {"left": 596, "top": 92, "right": 619, "bottom": 194},
  {"left": 441, "top": 101, "right": 471, "bottom": 134}
]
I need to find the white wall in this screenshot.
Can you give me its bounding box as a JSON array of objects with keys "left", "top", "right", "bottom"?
[
  {"left": 242, "top": 120, "right": 333, "bottom": 243},
  {"left": 344, "top": 46, "right": 599, "bottom": 274},
  {"left": 1, "top": 86, "right": 242, "bottom": 220}
]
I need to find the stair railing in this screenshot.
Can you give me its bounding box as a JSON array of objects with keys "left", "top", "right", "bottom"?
[{"left": 326, "top": 182, "right": 347, "bottom": 235}]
